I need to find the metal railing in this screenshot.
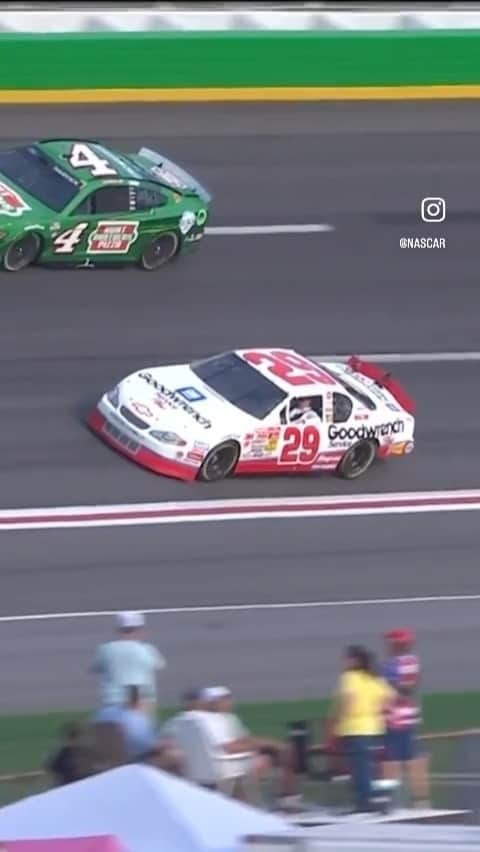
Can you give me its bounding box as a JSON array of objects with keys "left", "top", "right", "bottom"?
[
  {"left": 1, "top": 2, "right": 479, "bottom": 8},
  {"left": 2, "top": 728, "right": 480, "bottom": 818}
]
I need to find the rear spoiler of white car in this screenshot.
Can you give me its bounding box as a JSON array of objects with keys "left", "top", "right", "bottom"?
[
  {"left": 137, "top": 147, "right": 212, "bottom": 203},
  {"left": 348, "top": 355, "right": 416, "bottom": 416}
]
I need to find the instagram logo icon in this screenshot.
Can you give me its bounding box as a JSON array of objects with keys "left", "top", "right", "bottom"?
[{"left": 421, "top": 197, "right": 446, "bottom": 223}]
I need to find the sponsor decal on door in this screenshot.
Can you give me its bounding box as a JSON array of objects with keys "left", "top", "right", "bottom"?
[{"left": 87, "top": 221, "right": 139, "bottom": 254}]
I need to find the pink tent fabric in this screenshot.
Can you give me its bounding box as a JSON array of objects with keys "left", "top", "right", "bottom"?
[{"left": 1, "top": 837, "right": 128, "bottom": 852}]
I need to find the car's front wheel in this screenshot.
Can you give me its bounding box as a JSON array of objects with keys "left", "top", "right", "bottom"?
[
  {"left": 336, "top": 439, "right": 377, "bottom": 480},
  {"left": 139, "top": 231, "right": 179, "bottom": 271},
  {"left": 197, "top": 440, "right": 240, "bottom": 482},
  {"left": 3, "top": 232, "right": 42, "bottom": 272}
]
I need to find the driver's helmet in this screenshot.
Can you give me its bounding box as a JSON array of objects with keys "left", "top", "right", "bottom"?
[{"left": 293, "top": 397, "right": 312, "bottom": 412}]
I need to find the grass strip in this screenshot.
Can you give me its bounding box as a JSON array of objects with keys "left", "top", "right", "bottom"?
[{"left": 1, "top": 690, "right": 478, "bottom": 775}]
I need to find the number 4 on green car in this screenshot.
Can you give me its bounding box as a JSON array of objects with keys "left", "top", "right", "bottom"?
[{"left": 0, "top": 139, "right": 212, "bottom": 272}]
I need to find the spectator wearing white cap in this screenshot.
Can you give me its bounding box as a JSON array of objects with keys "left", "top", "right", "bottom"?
[
  {"left": 91, "top": 611, "right": 166, "bottom": 714},
  {"left": 201, "top": 686, "right": 302, "bottom": 811}
]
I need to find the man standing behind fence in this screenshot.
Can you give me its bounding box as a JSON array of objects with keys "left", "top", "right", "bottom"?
[{"left": 91, "top": 611, "right": 166, "bottom": 716}]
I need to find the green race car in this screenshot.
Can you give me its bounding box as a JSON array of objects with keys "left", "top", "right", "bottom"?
[{"left": 0, "top": 139, "right": 212, "bottom": 272}]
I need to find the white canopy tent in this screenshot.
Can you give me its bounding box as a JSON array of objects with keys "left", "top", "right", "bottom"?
[{"left": 0, "top": 765, "right": 293, "bottom": 852}]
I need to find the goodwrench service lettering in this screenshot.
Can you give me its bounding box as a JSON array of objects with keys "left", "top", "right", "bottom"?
[
  {"left": 138, "top": 372, "right": 212, "bottom": 429},
  {"left": 328, "top": 420, "right": 405, "bottom": 442}
]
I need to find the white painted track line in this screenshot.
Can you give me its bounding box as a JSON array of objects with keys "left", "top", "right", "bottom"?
[
  {"left": 312, "top": 351, "right": 480, "bottom": 364},
  {"left": 2, "top": 593, "right": 480, "bottom": 624},
  {"left": 206, "top": 224, "right": 334, "bottom": 235},
  {"left": 1, "top": 490, "right": 480, "bottom": 531}
]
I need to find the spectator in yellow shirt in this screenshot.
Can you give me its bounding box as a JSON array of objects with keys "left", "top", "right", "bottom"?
[{"left": 332, "top": 645, "right": 395, "bottom": 812}]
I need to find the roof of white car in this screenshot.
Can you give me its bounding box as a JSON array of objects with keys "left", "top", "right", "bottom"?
[{"left": 235, "top": 347, "right": 343, "bottom": 394}]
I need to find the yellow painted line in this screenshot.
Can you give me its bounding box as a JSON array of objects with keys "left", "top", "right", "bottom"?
[{"left": 1, "top": 85, "right": 480, "bottom": 104}]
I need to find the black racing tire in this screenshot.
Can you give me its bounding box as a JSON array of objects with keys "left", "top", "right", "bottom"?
[
  {"left": 336, "top": 439, "right": 377, "bottom": 480},
  {"left": 197, "top": 440, "right": 240, "bottom": 483},
  {"left": 139, "top": 231, "right": 179, "bottom": 271},
  {"left": 3, "top": 232, "right": 42, "bottom": 272}
]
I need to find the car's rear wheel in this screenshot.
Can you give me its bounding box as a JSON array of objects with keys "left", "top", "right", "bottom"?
[
  {"left": 336, "top": 439, "right": 377, "bottom": 480},
  {"left": 139, "top": 231, "right": 179, "bottom": 271},
  {"left": 197, "top": 440, "right": 240, "bottom": 482},
  {"left": 3, "top": 232, "right": 41, "bottom": 272}
]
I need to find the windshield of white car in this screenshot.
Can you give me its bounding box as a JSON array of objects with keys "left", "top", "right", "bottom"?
[
  {"left": 191, "top": 352, "right": 287, "bottom": 419},
  {"left": 0, "top": 145, "right": 80, "bottom": 212}
]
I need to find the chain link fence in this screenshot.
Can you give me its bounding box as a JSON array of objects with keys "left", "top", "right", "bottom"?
[{"left": 424, "top": 729, "right": 480, "bottom": 821}]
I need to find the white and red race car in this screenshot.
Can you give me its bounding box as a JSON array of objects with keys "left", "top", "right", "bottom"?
[{"left": 88, "top": 348, "right": 416, "bottom": 482}]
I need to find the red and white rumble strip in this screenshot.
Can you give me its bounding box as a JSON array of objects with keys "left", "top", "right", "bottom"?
[{"left": 1, "top": 489, "right": 480, "bottom": 531}]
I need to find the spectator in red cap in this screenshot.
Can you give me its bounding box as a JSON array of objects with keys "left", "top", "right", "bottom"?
[{"left": 381, "top": 628, "right": 430, "bottom": 807}]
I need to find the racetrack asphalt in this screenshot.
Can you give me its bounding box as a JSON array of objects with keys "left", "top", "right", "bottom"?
[
  {"left": 1, "top": 101, "right": 479, "bottom": 712},
  {"left": 1, "top": 512, "right": 478, "bottom": 713}
]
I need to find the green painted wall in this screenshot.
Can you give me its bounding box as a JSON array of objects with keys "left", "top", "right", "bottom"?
[{"left": 0, "top": 30, "right": 479, "bottom": 89}]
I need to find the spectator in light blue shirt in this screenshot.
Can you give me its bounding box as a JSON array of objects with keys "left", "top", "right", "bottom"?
[
  {"left": 91, "top": 611, "right": 166, "bottom": 713},
  {"left": 94, "top": 684, "right": 160, "bottom": 760}
]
